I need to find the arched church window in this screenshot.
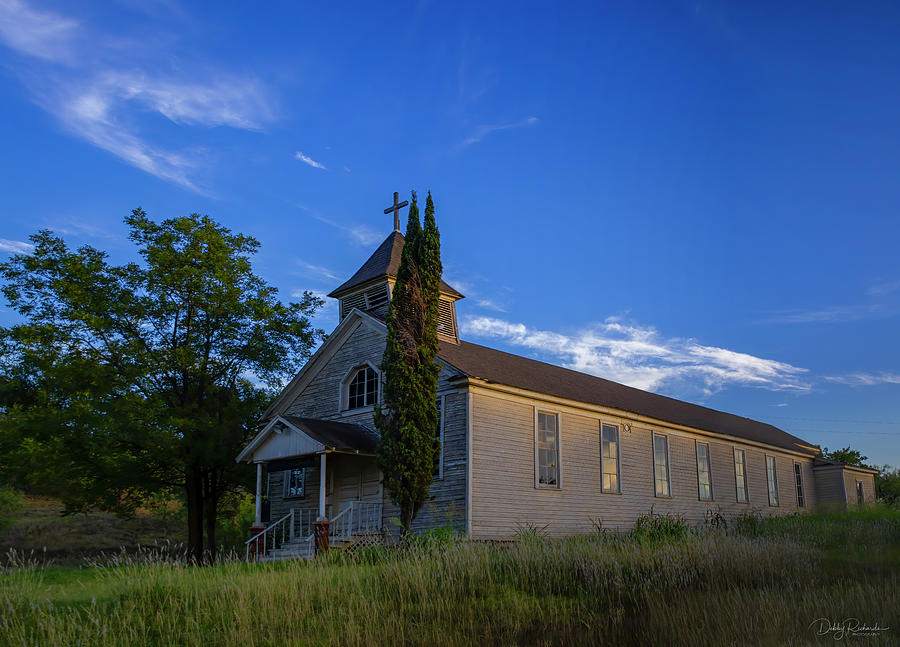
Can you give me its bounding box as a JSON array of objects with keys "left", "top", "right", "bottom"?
[{"left": 346, "top": 366, "right": 377, "bottom": 410}]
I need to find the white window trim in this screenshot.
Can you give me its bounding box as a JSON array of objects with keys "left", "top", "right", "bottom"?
[
  {"left": 652, "top": 432, "right": 672, "bottom": 498},
  {"left": 766, "top": 454, "right": 780, "bottom": 507},
  {"left": 734, "top": 447, "right": 749, "bottom": 504},
  {"left": 600, "top": 421, "right": 621, "bottom": 494},
  {"left": 338, "top": 361, "right": 380, "bottom": 413},
  {"left": 534, "top": 408, "right": 562, "bottom": 490},
  {"left": 434, "top": 394, "right": 445, "bottom": 480},
  {"left": 283, "top": 468, "right": 305, "bottom": 499},
  {"left": 793, "top": 461, "right": 805, "bottom": 508},
  {"left": 696, "top": 441, "right": 713, "bottom": 501}
]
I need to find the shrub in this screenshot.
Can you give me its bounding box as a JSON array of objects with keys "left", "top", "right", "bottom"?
[
  {"left": 732, "top": 508, "right": 763, "bottom": 536},
  {"left": 703, "top": 507, "right": 728, "bottom": 531},
  {"left": 403, "top": 524, "right": 462, "bottom": 553},
  {"left": 631, "top": 508, "right": 690, "bottom": 543},
  {"left": 0, "top": 486, "right": 24, "bottom": 532}
]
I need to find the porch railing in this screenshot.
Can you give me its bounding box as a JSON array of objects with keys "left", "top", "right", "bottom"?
[
  {"left": 245, "top": 509, "right": 295, "bottom": 561},
  {"left": 330, "top": 500, "right": 383, "bottom": 542},
  {"left": 292, "top": 507, "right": 318, "bottom": 539},
  {"left": 245, "top": 507, "right": 319, "bottom": 561},
  {"left": 246, "top": 501, "right": 382, "bottom": 560}
]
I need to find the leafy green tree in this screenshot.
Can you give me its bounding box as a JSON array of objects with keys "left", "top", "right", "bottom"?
[
  {"left": 375, "top": 191, "right": 442, "bottom": 533},
  {"left": 874, "top": 465, "right": 900, "bottom": 507},
  {"left": 820, "top": 445, "right": 871, "bottom": 468},
  {"left": 0, "top": 209, "right": 323, "bottom": 561}
]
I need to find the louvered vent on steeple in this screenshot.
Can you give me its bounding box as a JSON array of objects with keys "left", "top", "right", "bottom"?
[
  {"left": 339, "top": 282, "right": 391, "bottom": 319},
  {"left": 437, "top": 298, "right": 457, "bottom": 341}
]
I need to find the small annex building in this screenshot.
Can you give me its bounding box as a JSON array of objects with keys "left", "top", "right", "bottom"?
[{"left": 236, "top": 207, "right": 878, "bottom": 559}]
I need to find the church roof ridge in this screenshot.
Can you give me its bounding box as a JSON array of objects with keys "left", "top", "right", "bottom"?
[
  {"left": 437, "top": 338, "right": 819, "bottom": 456},
  {"left": 328, "top": 230, "right": 463, "bottom": 298}
]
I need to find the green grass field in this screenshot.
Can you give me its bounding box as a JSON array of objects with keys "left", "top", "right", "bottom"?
[{"left": 2, "top": 507, "right": 898, "bottom": 646}]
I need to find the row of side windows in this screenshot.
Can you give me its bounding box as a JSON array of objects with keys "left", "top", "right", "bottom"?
[{"left": 533, "top": 411, "right": 807, "bottom": 507}]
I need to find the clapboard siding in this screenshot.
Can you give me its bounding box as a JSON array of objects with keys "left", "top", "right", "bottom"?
[
  {"left": 284, "top": 322, "right": 386, "bottom": 421},
  {"left": 470, "top": 391, "right": 818, "bottom": 540},
  {"left": 283, "top": 322, "right": 463, "bottom": 424},
  {"left": 382, "top": 391, "right": 468, "bottom": 535},
  {"left": 271, "top": 319, "right": 468, "bottom": 534},
  {"left": 813, "top": 467, "right": 847, "bottom": 506},
  {"left": 268, "top": 465, "right": 320, "bottom": 523},
  {"left": 843, "top": 470, "right": 877, "bottom": 505}
]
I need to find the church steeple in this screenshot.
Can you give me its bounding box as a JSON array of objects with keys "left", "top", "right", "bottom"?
[{"left": 327, "top": 194, "right": 464, "bottom": 342}]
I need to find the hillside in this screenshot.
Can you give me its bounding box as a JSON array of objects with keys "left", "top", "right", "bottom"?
[{"left": 1, "top": 496, "right": 186, "bottom": 565}]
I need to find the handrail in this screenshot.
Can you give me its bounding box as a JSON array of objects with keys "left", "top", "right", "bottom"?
[
  {"left": 350, "top": 501, "right": 382, "bottom": 535},
  {"left": 329, "top": 504, "right": 353, "bottom": 541},
  {"left": 329, "top": 501, "right": 383, "bottom": 542},
  {"left": 247, "top": 501, "right": 384, "bottom": 560},
  {"left": 245, "top": 509, "right": 294, "bottom": 561},
  {"left": 293, "top": 507, "right": 318, "bottom": 538}
]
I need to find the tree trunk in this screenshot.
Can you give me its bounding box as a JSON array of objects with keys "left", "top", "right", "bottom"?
[
  {"left": 186, "top": 465, "right": 204, "bottom": 563},
  {"left": 204, "top": 472, "right": 219, "bottom": 561},
  {"left": 401, "top": 506, "right": 413, "bottom": 535}
]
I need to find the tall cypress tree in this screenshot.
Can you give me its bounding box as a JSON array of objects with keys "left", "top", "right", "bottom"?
[{"left": 375, "top": 191, "right": 442, "bottom": 533}]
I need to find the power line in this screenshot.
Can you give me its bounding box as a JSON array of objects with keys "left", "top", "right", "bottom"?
[
  {"left": 788, "top": 429, "right": 900, "bottom": 436},
  {"left": 762, "top": 415, "right": 900, "bottom": 426}
]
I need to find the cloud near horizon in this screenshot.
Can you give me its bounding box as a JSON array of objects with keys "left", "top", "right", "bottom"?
[{"left": 460, "top": 315, "right": 811, "bottom": 396}]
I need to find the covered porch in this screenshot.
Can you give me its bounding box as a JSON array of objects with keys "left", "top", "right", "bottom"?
[{"left": 236, "top": 415, "right": 384, "bottom": 560}]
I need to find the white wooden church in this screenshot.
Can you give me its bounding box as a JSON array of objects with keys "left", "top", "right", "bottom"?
[{"left": 236, "top": 196, "right": 876, "bottom": 560}]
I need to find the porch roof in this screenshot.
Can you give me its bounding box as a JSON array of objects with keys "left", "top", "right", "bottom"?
[
  {"left": 281, "top": 416, "right": 379, "bottom": 454},
  {"left": 236, "top": 414, "right": 380, "bottom": 463}
]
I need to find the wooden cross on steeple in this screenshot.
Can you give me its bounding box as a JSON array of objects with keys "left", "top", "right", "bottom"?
[{"left": 383, "top": 191, "right": 409, "bottom": 232}]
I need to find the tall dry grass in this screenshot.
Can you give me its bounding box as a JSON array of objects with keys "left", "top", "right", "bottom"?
[{"left": 1, "top": 509, "right": 898, "bottom": 646}]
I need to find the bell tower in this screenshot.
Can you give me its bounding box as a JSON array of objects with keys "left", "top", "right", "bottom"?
[{"left": 327, "top": 193, "right": 464, "bottom": 343}]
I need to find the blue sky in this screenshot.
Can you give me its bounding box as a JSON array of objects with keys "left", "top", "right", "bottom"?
[{"left": 1, "top": 0, "right": 898, "bottom": 465}]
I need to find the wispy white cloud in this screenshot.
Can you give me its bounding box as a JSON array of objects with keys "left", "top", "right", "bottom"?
[
  {"left": 444, "top": 270, "right": 512, "bottom": 313},
  {"left": 294, "top": 151, "right": 327, "bottom": 170},
  {"left": 0, "top": 1, "right": 276, "bottom": 192},
  {"left": 824, "top": 373, "right": 900, "bottom": 387},
  {"left": 44, "top": 217, "right": 124, "bottom": 241},
  {"left": 37, "top": 70, "right": 274, "bottom": 192},
  {"left": 0, "top": 238, "right": 34, "bottom": 253},
  {"left": 295, "top": 260, "right": 340, "bottom": 282},
  {"left": 0, "top": 0, "right": 79, "bottom": 63},
  {"left": 867, "top": 280, "right": 900, "bottom": 297},
  {"left": 461, "top": 315, "right": 810, "bottom": 396},
  {"left": 312, "top": 214, "right": 384, "bottom": 248},
  {"left": 461, "top": 116, "right": 538, "bottom": 146},
  {"left": 759, "top": 304, "right": 888, "bottom": 324},
  {"left": 475, "top": 298, "right": 507, "bottom": 312},
  {"left": 108, "top": 72, "right": 274, "bottom": 129}
]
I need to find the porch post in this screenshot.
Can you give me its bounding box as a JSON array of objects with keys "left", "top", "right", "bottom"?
[
  {"left": 254, "top": 462, "right": 263, "bottom": 525},
  {"left": 318, "top": 452, "right": 327, "bottom": 519}
]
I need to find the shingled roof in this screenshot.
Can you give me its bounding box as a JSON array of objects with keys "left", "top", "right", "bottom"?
[
  {"left": 438, "top": 339, "right": 818, "bottom": 455},
  {"left": 328, "top": 231, "right": 463, "bottom": 298},
  {"left": 281, "top": 416, "right": 379, "bottom": 453}
]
